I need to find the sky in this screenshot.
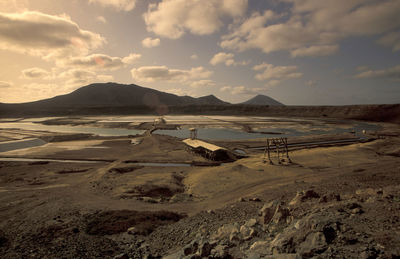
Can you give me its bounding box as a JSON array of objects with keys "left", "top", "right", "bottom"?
[{"left": 0, "top": 0, "right": 399, "bottom": 105}]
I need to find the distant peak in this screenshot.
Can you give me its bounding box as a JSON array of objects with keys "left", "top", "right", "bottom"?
[{"left": 240, "top": 94, "right": 284, "bottom": 106}]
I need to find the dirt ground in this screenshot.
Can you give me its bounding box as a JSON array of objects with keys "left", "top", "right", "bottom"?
[{"left": 0, "top": 118, "right": 399, "bottom": 258}]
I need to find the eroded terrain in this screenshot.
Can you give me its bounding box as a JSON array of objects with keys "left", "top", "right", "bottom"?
[{"left": 0, "top": 116, "right": 399, "bottom": 258}]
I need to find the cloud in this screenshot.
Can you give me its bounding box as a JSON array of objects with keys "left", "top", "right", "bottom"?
[
  {"left": 377, "top": 32, "right": 400, "bottom": 52},
  {"left": 210, "top": 52, "right": 235, "bottom": 66},
  {"left": 220, "top": 85, "right": 262, "bottom": 95},
  {"left": 0, "top": 11, "right": 105, "bottom": 59},
  {"left": 190, "top": 54, "right": 198, "bottom": 60},
  {"left": 22, "top": 67, "right": 50, "bottom": 79},
  {"left": 354, "top": 65, "right": 400, "bottom": 81},
  {"left": 221, "top": 0, "right": 400, "bottom": 55},
  {"left": 0, "top": 12, "right": 105, "bottom": 58},
  {"left": 60, "top": 53, "right": 141, "bottom": 70},
  {"left": 209, "top": 52, "right": 250, "bottom": 66},
  {"left": 88, "top": 0, "right": 136, "bottom": 11},
  {"left": 57, "top": 68, "right": 114, "bottom": 86},
  {"left": 0, "top": 81, "right": 12, "bottom": 88},
  {"left": 131, "top": 65, "right": 212, "bottom": 83},
  {"left": 143, "top": 0, "right": 248, "bottom": 39},
  {"left": 142, "top": 37, "right": 160, "bottom": 48},
  {"left": 290, "top": 45, "right": 339, "bottom": 57},
  {"left": 253, "top": 63, "right": 303, "bottom": 81},
  {"left": 166, "top": 88, "right": 189, "bottom": 96},
  {"left": 190, "top": 80, "right": 216, "bottom": 88},
  {"left": 265, "top": 79, "right": 281, "bottom": 88},
  {"left": 96, "top": 16, "right": 107, "bottom": 24}
]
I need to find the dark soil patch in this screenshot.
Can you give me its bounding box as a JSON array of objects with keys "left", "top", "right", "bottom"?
[
  {"left": 28, "top": 161, "right": 49, "bottom": 165},
  {"left": 126, "top": 173, "right": 185, "bottom": 198},
  {"left": 108, "top": 166, "right": 143, "bottom": 174},
  {"left": 127, "top": 185, "right": 177, "bottom": 197},
  {"left": 85, "top": 210, "right": 186, "bottom": 236},
  {"left": 57, "top": 168, "right": 90, "bottom": 174}
]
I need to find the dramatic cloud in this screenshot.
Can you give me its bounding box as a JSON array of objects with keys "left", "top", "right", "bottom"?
[
  {"left": 253, "top": 63, "right": 302, "bottom": 81},
  {"left": 210, "top": 52, "right": 235, "bottom": 66},
  {"left": 0, "top": 81, "right": 12, "bottom": 88},
  {"left": 0, "top": 11, "right": 105, "bottom": 59},
  {"left": 60, "top": 53, "right": 141, "bottom": 70},
  {"left": 190, "top": 80, "right": 216, "bottom": 88},
  {"left": 290, "top": 45, "right": 339, "bottom": 57},
  {"left": 144, "top": 0, "right": 248, "bottom": 39},
  {"left": 88, "top": 0, "right": 136, "bottom": 11},
  {"left": 131, "top": 65, "right": 212, "bottom": 83},
  {"left": 354, "top": 65, "right": 400, "bottom": 81},
  {"left": 221, "top": 0, "right": 400, "bottom": 55},
  {"left": 22, "top": 67, "right": 50, "bottom": 79},
  {"left": 142, "top": 37, "right": 160, "bottom": 48}
]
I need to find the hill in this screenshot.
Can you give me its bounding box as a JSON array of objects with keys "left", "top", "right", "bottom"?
[
  {"left": 240, "top": 94, "right": 284, "bottom": 106},
  {"left": 14, "top": 83, "right": 228, "bottom": 108}
]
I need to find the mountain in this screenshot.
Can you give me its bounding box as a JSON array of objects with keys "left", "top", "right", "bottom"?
[
  {"left": 240, "top": 94, "right": 284, "bottom": 106},
  {"left": 196, "top": 95, "right": 229, "bottom": 105},
  {"left": 6, "top": 82, "right": 228, "bottom": 108}
]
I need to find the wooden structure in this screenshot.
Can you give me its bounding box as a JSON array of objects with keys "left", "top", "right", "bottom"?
[
  {"left": 189, "top": 128, "right": 197, "bottom": 140},
  {"left": 263, "top": 137, "right": 291, "bottom": 165},
  {"left": 183, "top": 138, "right": 235, "bottom": 161}
]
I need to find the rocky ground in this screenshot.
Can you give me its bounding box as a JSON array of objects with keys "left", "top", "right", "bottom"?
[{"left": 0, "top": 120, "right": 399, "bottom": 258}]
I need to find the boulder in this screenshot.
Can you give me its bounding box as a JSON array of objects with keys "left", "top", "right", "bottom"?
[{"left": 298, "top": 232, "right": 327, "bottom": 257}]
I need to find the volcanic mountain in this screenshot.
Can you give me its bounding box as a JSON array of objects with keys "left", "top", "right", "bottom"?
[
  {"left": 240, "top": 94, "right": 284, "bottom": 106},
  {"left": 3, "top": 82, "right": 228, "bottom": 108}
]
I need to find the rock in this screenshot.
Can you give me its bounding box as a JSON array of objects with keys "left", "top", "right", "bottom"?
[
  {"left": 238, "top": 197, "right": 246, "bottom": 202},
  {"left": 198, "top": 241, "right": 213, "bottom": 257},
  {"left": 289, "top": 192, "right": 303, "bottom": 206},
  {"left": 212, "top": 224, "right": 240, "bottom": 242},
  {"left": 298, "top": 232, "right": 327, "bottom": 257},
  {"left": 245, "top": 218, "right": 258, "bottom": 227},
  {"left": 240, "top": 225, "right": 257, "bottom": 240},
  {"left": 271, "top": 203, "right": 291, "bottom": 225},
  {"left": 347, "top": 202, "right": 362, "bottom": 210},
  {"left": 319, "top": 193, "right": 341, "bottom": 203},
  {"left": 250, "top": 240, "right": 270, "bottom": 255},
  {"left": 270, "top": 232, "right": 295, "bottom": 254},
  {"left": 259, "top": 201, "right": 278, "bottom": 225},
  {"left": 183, "top": 241, "right": 198, "bottom": 256},
  {"left": 302, "top": 190, "right": 320, "bottom": 201},
  {"left": 265, "top": 254, "right": 302, "bottom": 259},
  {"left": 113, "top": 253, "right": 129, "bottom": 259},
  {"left": 351, "top": 207, "right": 363, "bottom": 214},
  {"left": 210, "top": 244, "right": 229, "bottom": 258},
  {"left": 356, "top": 188, "right": 376, "bottom": 196},
  {"left": 290, "top": 190, "right": 320, "bottom": 205},
  {"left": 207, "top": 209, "right": 215, "bottom": 214},
  {"left": 250, "top": 197, "right": 261, "bottom": 202},
  {"left": 127, "top": 226, "right": 138, "bottom": 235}
]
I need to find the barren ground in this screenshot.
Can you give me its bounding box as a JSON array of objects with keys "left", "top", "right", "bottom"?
[{"left": 0, "top": 116, "right": 399, "bottom": 258}]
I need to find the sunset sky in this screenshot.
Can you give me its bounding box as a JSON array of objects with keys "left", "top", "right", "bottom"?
[{"left": 0, "top": 0, "right": 399, "bottom": 105}]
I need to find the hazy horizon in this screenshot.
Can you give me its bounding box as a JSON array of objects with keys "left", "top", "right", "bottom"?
[{"left": 1, "top": 0, "right": 400, "bottom": 105}]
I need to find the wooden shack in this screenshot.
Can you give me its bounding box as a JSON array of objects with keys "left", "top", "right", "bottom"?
[{"left": 183, "top": 138, "right": 236, "bottom": 161}]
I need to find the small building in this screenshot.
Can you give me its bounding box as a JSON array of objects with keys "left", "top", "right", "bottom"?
[{"left": 183, "top": 138, "right": 236, "bottom": 161}]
